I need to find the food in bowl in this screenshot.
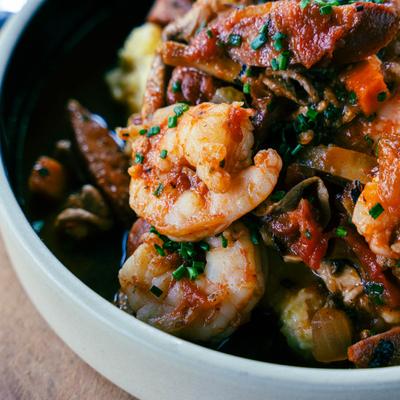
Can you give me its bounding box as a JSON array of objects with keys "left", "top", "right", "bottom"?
[{"left": 25, "top": 0, "right": 400, "bottom": 368}]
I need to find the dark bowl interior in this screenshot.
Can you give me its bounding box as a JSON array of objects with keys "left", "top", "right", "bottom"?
[{"left": 0, "top": 0, "right": 152, "bottom": 300}]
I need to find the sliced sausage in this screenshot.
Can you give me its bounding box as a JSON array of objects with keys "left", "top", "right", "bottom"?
[{"left": 68, "top": 100, "right": 133, "bottom": 226}]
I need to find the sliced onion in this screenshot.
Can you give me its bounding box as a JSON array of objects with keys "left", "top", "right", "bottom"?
[
  {"left": 298, "top": 145, "right": 376, "bottom": 184},
  {"left": 311, "top": 308, "right": 353, "bottom": 363}
]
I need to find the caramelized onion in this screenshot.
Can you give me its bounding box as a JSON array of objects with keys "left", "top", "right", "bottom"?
[{"left": 311, "top": 308, "right": 353, "bottom": 363}]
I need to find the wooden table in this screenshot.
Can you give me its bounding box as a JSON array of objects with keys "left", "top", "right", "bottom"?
[{"left": 0, "top": 233, "right": 136, "bottom": 400}]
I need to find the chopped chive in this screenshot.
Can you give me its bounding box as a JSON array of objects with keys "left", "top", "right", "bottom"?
[
  {"left": 245, "top": 66, "right": 255, "bottom": 77},
  {"left": 174, "top": 103, "right": 189, "bottom": 117},
  {"left": 305, "top": 229, "right": 312, "bottom": 240},
  {"left": 277, "top": 52, "right": 289, "bottom": 70},
  {"left": 364, "top": 281, "right": 385, "bottom": 305},
  {"left": 250, "top": 229, "right": 260, "bottom": 245},
  {"left": 206, "top": 29, "right": 213, "bottom": 38},
  {"left": 38, "top": 167, "right": 49, "bottom": 177},
  {"left": 192, "top": 260, "right": 206, "bottom": 273},
  {"left": 172, "top": 81, "right": 182, "bottom": 93},
  {"left": 228, "top": 34, "right": 242, "bottom": 47},
  {"left": 377, "top": 92, "right": 387, "bottom": 102},
  {"left": 220, "top": 234, "right": 228, "bottom": 248},
  {"left": 168, "top": 115, "right": 178, "bottom": 128},
  {"left": 348, "top": 91, "right": 357, "bottom": 105},
  {"left": 291, "top": 144, "right": 303, "bottom": 156},
  {"left": 179, "top": 242, "right": 196, "bottom": 259},
  {"left": 270, "top": 190, "right": 286, "bottom": 202},
  {"left": 251, "top": 33, "right": 268, "bottom": 50},
  {"left": 154, "top": 244, "right": 166, "bottom": 256},
  {"left": 199, "top": 241, "right": 210, "bottom": 251},
  {"left": 369, "top": 203, "right": 384, "bottom": 219},
  {"left": 259, "top": 23, "right": 269, "bottom": 35},
  {"left": 172, "top": 265, "right": 187, "bottom": 281},
  {"left": 300, "top": 0, "right": 310, "bottom": 8},
  {"left": 272, "top": 32, "right": 286, "bottom": 51},
  {"left": 243, "top": 82, "right": 251, "bottom": 94},
  {"left": 32, "top": 220, "right": 44, "bottom": 233},
  {"left": 187, "top": 266, "right": 199, "bottom": 280},
  {"left": 153, "top": 183, "right": 164, "bottom": 197},
  {"left": 271, "top": 58, "right": 279, "bottom": 71},
  {"left": 364, "top": 135, "right": 373, "bottom": 146},
  {"left": 150, "top": 285, "right": 163, "bottom": 297},
  {"left": 147, "top": 126, "right": 161, "bottom": 137},
  {"left": 139, "top": 129, "right": 148, "bottom": 136},
  {"left": 160, "top": 149, "right": 168, "bottom": 159},
  {"left": 134, "top": 153, "right": 144, "bottom": 164},
  {"left": 319, "top": 4, "right": 333, "bottom": 14},
  {"left": 150, "top": 226, "right": 158, "bottom": 234},
  {"left": 216, "top": 40, "right": 225, "bottom": 48},
  {"left": 306, "top": 108, "right": 318, "bottom": 121},
  {"left": 336, "top": 226, "right": 348, "bottom": 238}
]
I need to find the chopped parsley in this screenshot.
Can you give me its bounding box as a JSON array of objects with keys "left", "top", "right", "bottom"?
[{"left": 369, "top": 203, "right": 384, "bottom": 219}]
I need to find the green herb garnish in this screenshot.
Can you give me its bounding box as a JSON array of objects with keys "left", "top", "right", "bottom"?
[
  {"left": 243, "top": 82, "right": 251, "bottom": 94},
  {"left": 369, "top": 203, "right": 384, "bottom": 219},
  {"left": 150, "top": 285, "right": 163, "bottom": 297},
  {"left": 172, "top": 81, "right": 182, "bottom": 93},
  {"left": 153, "top": 183, "right": 164, "bottom": 197},
  {"left": 154, "top": 244, "right": 166, "bottom": 256},
  {"left": 335, "top": 226, "right": 348, "bottom": 238},
  {"left": 377, "top": 92, "right": 387, "bottom": 102},
  {"left": 228, "top": 34, "right": 242, "bottom": 47},
  {"left": 134, "top": 153, "right": 144, "bottom": 164},
  {"left": 147, "top": 126, "right": 161, "bottom": 137},
  {"left": 160, "top": 149, "right": 168, "bottom": 159},
  {"left": 168, "top": 115, "right": 178, "bottom": 129}
]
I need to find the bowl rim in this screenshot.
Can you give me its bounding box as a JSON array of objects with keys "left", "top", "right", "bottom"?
[{"left": 1, "top": 0, "right": 400, "bottom": 388}]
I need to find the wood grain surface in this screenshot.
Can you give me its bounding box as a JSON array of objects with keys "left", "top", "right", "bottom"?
[{"left": 0, "top": 233, "right": 136, "bottom": 400}]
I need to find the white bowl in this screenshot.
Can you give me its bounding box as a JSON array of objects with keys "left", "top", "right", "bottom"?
[{"left": 0, "top": 1, "right": 399, "bottom": 399}]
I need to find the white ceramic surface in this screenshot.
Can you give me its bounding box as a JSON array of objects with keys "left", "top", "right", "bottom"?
[{"left": 0, "top": 1, "right": 400, "bottom": 399}]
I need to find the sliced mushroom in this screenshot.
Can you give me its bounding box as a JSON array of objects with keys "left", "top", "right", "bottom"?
[
  {"left": 256, "top": 177, "right": 331, "bottom": 228},
  {"left": 55, "top": 185, "right": 113, "bottom": 240},
  {"left": 68, "top": 100, "right": 133, "bottom": 226},
  {"left": 262, "top": 69, "right": 319, "bottom": 106}
]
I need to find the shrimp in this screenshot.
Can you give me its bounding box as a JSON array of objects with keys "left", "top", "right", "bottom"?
[
  {"left": 119, "top": 102, "right": 282, "bottom": 241},
  {"left": 352, "top": 92, "right": 400, "bottom": 258},
  {"left": 118, "top": 222, "right": 265, "bottom": 341}
]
